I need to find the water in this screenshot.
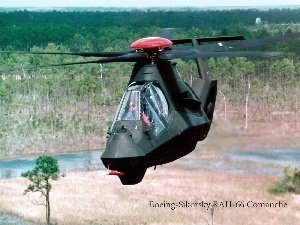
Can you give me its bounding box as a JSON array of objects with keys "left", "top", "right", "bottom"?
[
  {"left": 0, "top": 148, "right": 300, "bottom": 179},
  {"left": 0, "top": 213, "right": 36, "bottom": 225},
  {"left": 231, "top": 148, "right": 300, "bottom": 166},
  {"left": 0, "top": 150, "right": 104, "bottom": 179},
  {"left": 181, "top": 148, "right": 300, "bottom": 176},
  {"left": 229, "top": 148, "right": 300, "bottom": 175}
]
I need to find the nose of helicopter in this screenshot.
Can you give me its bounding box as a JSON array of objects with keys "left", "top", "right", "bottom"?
[
  {"left": 101, "top": 126, "right": 145, "bottom": 169},
  {"left": 100, "top": 126, "right": 147, "bottom": 185}
]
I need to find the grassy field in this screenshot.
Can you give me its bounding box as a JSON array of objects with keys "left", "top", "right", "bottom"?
[
  {"left": 0, "top": 167, "right": 299, "bottom": 225},
  {"left": 0, "top": 118, "right": 300, "bottom": 224}
]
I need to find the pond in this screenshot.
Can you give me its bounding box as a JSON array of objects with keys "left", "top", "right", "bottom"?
[
  {"left": 181, "top": 148, "right": 300, "bottom": 176},
  {"left": 230, "top": 148, "right": 300, "bottom": 175},
  {"left": 0, "top": 148, "right": 300, "bottom": 179},
  {"left": 231, "top": 148, "right": 300, "bottom": 166},
  {"left": 0, "top": 150, "right": 104, "bottom": 179}
]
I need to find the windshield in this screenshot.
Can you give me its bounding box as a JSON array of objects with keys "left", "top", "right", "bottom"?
[
  {"left": 117, "top": 85, "right": 142, "bottom": 121},
  {"left": 112, "top": 82, "right": 168, "bottom": 136},
  {"left": 142, "top": 82, "right": 168, "bottom": 119}
]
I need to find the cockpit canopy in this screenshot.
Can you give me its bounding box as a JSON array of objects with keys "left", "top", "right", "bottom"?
[{"left": 112, "top": 82, "right": 169, "bottom": 136}]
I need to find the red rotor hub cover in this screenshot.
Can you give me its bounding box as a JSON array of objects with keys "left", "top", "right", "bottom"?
[{"left": 131, "top": 37, "right": 173, "bottom": 49}]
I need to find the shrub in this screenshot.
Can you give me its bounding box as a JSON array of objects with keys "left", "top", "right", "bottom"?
[{"left": 269, "top": 166, "right": 300, "bottom": 194}]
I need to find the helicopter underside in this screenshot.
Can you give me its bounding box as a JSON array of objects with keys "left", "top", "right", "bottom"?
[{"left": 145, "top": 124, "right": 205, "bottom": 167}]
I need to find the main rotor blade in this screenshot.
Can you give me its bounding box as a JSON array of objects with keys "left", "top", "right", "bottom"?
[
  {"left": 172, "top": 32, "right": 300, "bottom": 53},
  {"left": 0, "top": 50, "right": 132, "bottom": 57},
  {"left": 158, "top": 50, "right": 283, "bottom": 59},
  {"left": 0, "top": 52, "right": 148, "bottom": 72},
  {"left": 223, "top": 32, "right": 300, "bottom": 50},
  {"left": 171, "top": 35, "right": 245, "bottom": 45}
]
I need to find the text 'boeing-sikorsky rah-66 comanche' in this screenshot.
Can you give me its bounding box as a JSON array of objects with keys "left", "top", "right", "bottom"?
[{"left": 1, "top": 31, "right": 300, "bottom": 184}]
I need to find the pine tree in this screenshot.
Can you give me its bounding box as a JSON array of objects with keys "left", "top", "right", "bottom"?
[{"left": 21, "top": 155, "right": 62, "bottom": 225}]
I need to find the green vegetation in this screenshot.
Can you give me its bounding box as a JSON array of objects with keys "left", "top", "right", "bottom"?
[
  {"left": 0, "top": 9, "right": 300, "bottom": 157},
  {"left": 269, "top": 166, "right": 300, "bottom": 194},
  {"left": 21, "top": 155, "right": 62, "bottom": 225},
  {"left": 1, "top": 8, "right": 300, "bottom": 50}
]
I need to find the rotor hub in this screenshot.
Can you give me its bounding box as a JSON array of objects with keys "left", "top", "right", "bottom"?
[{"left": 131, "top": 37, "right": 172, "bottom": 49}]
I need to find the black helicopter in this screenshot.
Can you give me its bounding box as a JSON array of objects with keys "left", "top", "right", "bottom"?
[{"left": 1, "top": 31, "right": 300, "bottom": 185}]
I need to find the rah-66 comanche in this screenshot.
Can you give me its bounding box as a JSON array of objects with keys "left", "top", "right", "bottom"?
[{"left": 1, "top": 31, "right": 299, "bottom": 184}]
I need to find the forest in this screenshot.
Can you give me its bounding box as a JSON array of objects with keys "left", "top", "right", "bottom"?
[{"left": 0, "top": 8, "right": 300, "bottom": 158}]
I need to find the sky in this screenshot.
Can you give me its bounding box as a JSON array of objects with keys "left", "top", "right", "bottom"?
[{"left": 0, "top": 0, "right": 299, "bottom": 8}]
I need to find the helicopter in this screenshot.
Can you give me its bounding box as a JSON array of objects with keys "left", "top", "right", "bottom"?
[{"left": 1, "top": 31, "right": 300, "bottom": 185}]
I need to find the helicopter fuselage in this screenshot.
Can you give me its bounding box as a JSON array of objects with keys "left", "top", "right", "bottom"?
[{"left": 101, "top": 59, "right": 217, "bottom": 184}]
